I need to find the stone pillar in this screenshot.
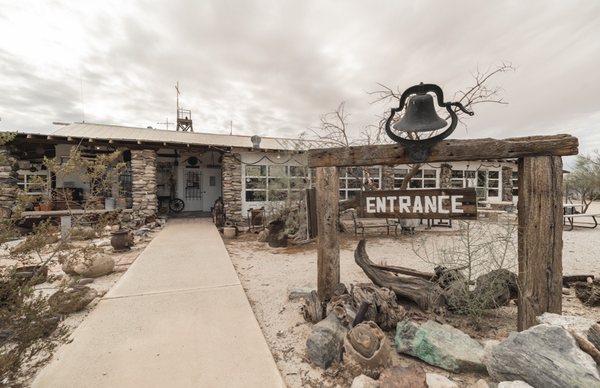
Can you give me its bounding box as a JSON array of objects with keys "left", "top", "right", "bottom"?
[
  {"left": 381, "top": 165, "right": 395, "bottom": 190},
  {"left": 440, "top": 163, "right": 452, "bottom": 189},
  {"left": 502, "top": 166, "right": 514, "bottom": 202},
  {"left": 131, "top": 149, "right": 157, "bottom": 224},
  {"left": 221, "top": 153, "right": 242, "bottom": 224},
  {"left": 0, "top": 147, "right": 18, "bottom": 219}
]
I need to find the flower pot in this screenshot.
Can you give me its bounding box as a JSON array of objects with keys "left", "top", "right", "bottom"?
[
  {"left": 110, "top": 229, "right": 134, "bottom": 252},
  {"left": 223, "top": 227, "right": 237, "bottom": 238}
]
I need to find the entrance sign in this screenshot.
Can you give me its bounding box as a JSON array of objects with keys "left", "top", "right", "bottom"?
[{"left": 358, "top": 188, "right": 477, "bottom": 219}]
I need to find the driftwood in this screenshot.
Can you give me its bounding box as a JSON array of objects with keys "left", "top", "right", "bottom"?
[
  {"left": 569, "top": 329, "right": 600, "bottom": 365},
  {"left": 563, "top": 274, "right": 595, "bottom": 288},
  {"left": 588, "top": 323, "right": 600, "bottom": 351},
  {"left": 354, "top": 240, "right": 445, "bottom": 310},
  {"left": 343, "top": 321, "right": 392, "bottom": 379},
  {"left": 572, "top": 279, "right": 600, "bottom": 306},
  {"left": 350, "top": 283, "right": 406, "bottom": 330},
  {"left": 370, "top": 264, "right": 435, "bottom": 281},
  {"left": 302, "top": 290, "right": 324, "bottom": 323}
]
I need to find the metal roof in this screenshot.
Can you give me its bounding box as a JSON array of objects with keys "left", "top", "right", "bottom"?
[{"left": 34, "top": 123, "right": 322, "bottom": 151}]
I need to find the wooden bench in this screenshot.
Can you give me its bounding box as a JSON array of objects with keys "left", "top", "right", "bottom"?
[
  {"left": 563, "top": 213, "right": 599, "bottom": 231},
  {"left": 349, "top": 210, "right": 398, "bottom": 236}
]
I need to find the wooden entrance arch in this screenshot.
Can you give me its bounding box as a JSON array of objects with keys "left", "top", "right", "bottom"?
[{"left": 307, "top": 134, "right": 578, "bottom": 331}]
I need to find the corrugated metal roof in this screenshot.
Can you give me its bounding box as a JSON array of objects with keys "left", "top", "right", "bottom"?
[{"left": 39, "top": 123, "right": 322, "bottom": 151}]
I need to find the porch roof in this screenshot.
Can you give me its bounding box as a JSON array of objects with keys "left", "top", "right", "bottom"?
[{"left": 13, "top": 123, "right": 323, "bottom": 151}]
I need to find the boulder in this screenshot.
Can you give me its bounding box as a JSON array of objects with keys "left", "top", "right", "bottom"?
[
  {"left": 48, "top": 286, "right": 98, "bottom": 314},
  {"left": 425, "top": 373, "right": 457, "bottom": 388},
  {"left": 536, "top": 312, "right": 595, "bottom": 337},
  {"left": 351, "top": 374, "right": 380, "bottom": 388},
  {"left": 306, "top": 313, "right": 348, "bottom": 368},
  {"left": 266, "top": 220, "right": 287, "bottom": 248},
  {"left": 257, "top": 229, "right": 269, "bottom": 242},
  {"left": 395, "top": 319, "right": 486, "bottom": 373},
  {"left": 485, "top": 324, "right": 600, "bottom": 388},
  {"left": 73, "top": 254, "right": 115, "bottom": 278},
  {"left": 379, "top": 365, "right": 427, "bottom": 388},
  {"left": 497, "top": 382, "right": 533, "bottom": 388}
]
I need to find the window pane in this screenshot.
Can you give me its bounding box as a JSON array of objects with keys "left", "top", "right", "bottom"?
[
  {"left": 423, "top": 169, "right": 436, "bottom": 178},
  {"left": 370, "top": 178, "right": 381, "bottom": 188},
  {"left": 394, "top": 178, "right": 404, "bottom": 189},
  {"left": 465, "top": 170, "right": 476, "bottom": 179},
  {"left": 289, "top": 166, "right": 307, "bottom": 177},
  {"left": 452, "top": 170, "right": 463, "bottom": 178},
  {"left": 245, "top": 191, "right": 266, "bottom": 201},
  {"left": 409, "top": 180, "right": 423, "bottom": 188},
  {"left": 348, "top": 167, "right": 363, "bottom": 178},
  {"left": 366, "top": 167, "right": 380, "bottom": 177},
  {"left": 415, "top": 169, "right": 423, "bottom": 177},
  {"left": 270, "top": 190, "right": 288, "bottom": 201},
  {"left": 488, "top": 189, "right": 499, "bottom": 197},
  {"left": 339, "top": 190, "right": 346, "bottom": 199},
  {"left": 394, "top": 168, "right": 408, "bottom": 178},
  {"left": 488, "top": 179, "right": 499, "bottom": 188},
  {"left": 268, "top": 165, "right": 287, "bottom": 177},
  {"left": 245, "top": 177, "right": 267, "bottom": 189},
  {"left": 347, "top": 190, "right": 359, "bottom": 199},
  {"left": 424, "top": 179, "right": 436, "bottom": 188},
  {"left": 268, "top": 177, "right": 288, "bottom": 190},
  {"left": 489, "top": 171, "right": 499, "bottom": 179},
  {"left": 246, "top": 165, "right": 266, "bottom": 176},
  {"left": 290, "top": 177, "right": 308, "bottom": 189},
  {"left": 451, "top": 180, "right": 464, "bottom": 188},
  {"left": 347, "top": 178, "right": 362, "bottom": 189}
]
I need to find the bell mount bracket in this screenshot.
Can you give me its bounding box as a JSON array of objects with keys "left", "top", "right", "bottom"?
[{"left": 385, "top": 83, "right": 474, "bottom": 163}]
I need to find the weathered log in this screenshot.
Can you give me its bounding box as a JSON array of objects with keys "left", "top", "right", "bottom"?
[
  {"left": 572, "top": 279, "right": 600, "bottom": 306},
  {"left": 350, "top": 283, "right": 406, "bottom": 330},
  {"left": 517, "top": 156, "right": 563, "bottom": 331},
  {"left": 306, "top": 312, "right": 348, "bottom": 369},
  {"left": 354, "top": 240, "right": 445, "bottom": 311},
  {"left": 327, "top": 293, "right": 357, "bottom": 327},
  {"left": 370, "top": 264, "right": 435, "bottom": 281},
  {"left": 307, "top": 134, "right": 578, "bottom": 168},
  {"left": 563, "top": 274, "right": 595, "bottom": 288},
  {"left": 316, "top": 166, "right": 340, "bottom": 303},
  {"left": 353, "top": 301, "right": 371, "bottom": 327},
  {"left": 302, "top": 290, "right": 324, "bottom": 323},
  {"left": 588, "top": 323, "right": 600, "bottom": 351},
  {"left": 569, "top": 329, "right": 600, "bottom": 365},
  {"left": 343, "top": 321, "right": 392, "bottom": 379}
]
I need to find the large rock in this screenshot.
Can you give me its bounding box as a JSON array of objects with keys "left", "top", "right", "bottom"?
[
  {"left": 306, "top": 313, "right": 348, "bottom": 368},
  {"left": 379, "top": 365, "right": 427, "bottom": 388},
  {"left": 48, "top": 286, "right": 98, "bottom": 314},
  {"left": 485, "top": 324, "right": 600, "bottom": 388},
  {"left": 395, "top": 319, "right": 486, "bottom": 373},
  {"left": 62, "top": 253, "right": 115, "bottom": 278},
  {"left": 536, "top": 312, "right": 595, "bottom": 337}
]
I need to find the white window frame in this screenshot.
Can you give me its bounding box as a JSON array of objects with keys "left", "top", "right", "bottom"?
[
  {"left": 17, "top": 170, "right": 50, "bottom": 196},
  {"left": 243, "top": 164, "right": 310, "bottom": 203},
  {"left": 393, "top": 167, "right": 438, "bottom": 189},
  {"left": 339, "top": 166, "right": 382, "bottom": 200}
]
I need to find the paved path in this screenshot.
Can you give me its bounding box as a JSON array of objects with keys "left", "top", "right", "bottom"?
[{"left": 33, "top": 218, "right": 284, "bottom": 388}]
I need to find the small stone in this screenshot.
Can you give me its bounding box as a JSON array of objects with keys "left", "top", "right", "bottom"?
[
  {"left": 77, "top": 278, "right": 94, "bottom": 285},
  {"left": 351, "top": 374, "right": 379, "bottom": 388},
  {"left": 497, "top": 381, "right": 533, "bottom": 388},
  {"left": 48, "top": 286, "right": 98, "bottom": 314},
  {"left": 379, "top": 365, "right": 427, "bottom": 388},
  {"left": 425, "top": 373, "right": 457, "bottom": 388}
]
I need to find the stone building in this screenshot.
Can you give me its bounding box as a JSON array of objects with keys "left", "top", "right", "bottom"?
[{"left": 0, "top": 122, "right": 518, "bottom": 225}]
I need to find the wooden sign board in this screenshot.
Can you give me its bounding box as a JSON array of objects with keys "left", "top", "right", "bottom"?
[{"left": 356, "top": 188, "right": 477, "bottom": 219}]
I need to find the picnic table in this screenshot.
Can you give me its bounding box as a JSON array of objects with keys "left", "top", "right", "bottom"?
[{"left": 563, "top": 204, "right": 599, "bottom": 230}]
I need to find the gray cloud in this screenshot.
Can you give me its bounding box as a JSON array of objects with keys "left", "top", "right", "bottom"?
[{"left": 1, "top": 0, "right": 599, "bottom": 160}]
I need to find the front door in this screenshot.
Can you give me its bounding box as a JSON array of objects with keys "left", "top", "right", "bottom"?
[
  {"left": 183, "top": 168, "right": 203, "bottom": 211},
  {"left": 201, "top": 168, "right": 221, "bottom": 212}
]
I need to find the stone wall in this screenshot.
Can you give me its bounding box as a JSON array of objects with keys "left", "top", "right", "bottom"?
[
  {"left": 131, "top": 149, "right": 157, "bottom": 225},
  {"left": 221, "top": 153, "right": 243, "bottom": 224},
  {"left": 0, "top": 147, "right": 18, "bottom": 219},
  {"left": 501, "top": 166, "right": 514, "bottom": 202},
  {"left": 440, "top": 163, "right": 452, "bottom": 189}
]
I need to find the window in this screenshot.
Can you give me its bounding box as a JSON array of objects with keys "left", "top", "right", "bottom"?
[
  {"left": 393, "top": 167, "right": 437, "bottom": 189},
  {"left": 244, "top": 164, "right": 309, "bottom": 202},
  {"left": 512, "top": 171, "right": 518, "bottom": 197},
  {"left": 17, "top": 170, "right": 50, "bottom": 195},
  {"left": 450, "top": 170, "right": 476, "bottom": 188},
  {"left": 339, "top": 167, "right": 382, "bottom": 200},
  {"left": 487, "top": 170, "right": 500, "bottom": 198}
]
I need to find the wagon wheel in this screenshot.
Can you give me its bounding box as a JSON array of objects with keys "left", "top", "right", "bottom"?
[{"left": 169, "top": 198, "right": 185, "bottom": 213}]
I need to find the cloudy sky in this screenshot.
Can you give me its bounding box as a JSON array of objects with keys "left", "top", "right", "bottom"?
[{"left": 1, "top": 0, "right": 600, "bottom": 159}]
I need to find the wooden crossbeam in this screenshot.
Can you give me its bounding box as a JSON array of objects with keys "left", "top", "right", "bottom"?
[{"left": 307, "top": 134, "right": 578, "bottom": 167}]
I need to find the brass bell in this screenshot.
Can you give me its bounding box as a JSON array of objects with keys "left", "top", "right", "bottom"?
[{"left": 393, "top": 92, "right": 447, "bottom": 133}]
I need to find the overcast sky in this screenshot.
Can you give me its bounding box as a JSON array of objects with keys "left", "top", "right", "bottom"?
[{"left": 1, "top": 1, "right": 599, "bottom": 159}]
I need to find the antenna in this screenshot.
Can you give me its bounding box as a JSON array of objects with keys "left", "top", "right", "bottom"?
[
  {"left": 175, "top": 82, "right": 193, "bottom": 132},
  {"left": 229, "top": 120, "right": 233, "bottom": 135},
  {"left": 157, "top": 118, "right": 171, "bottom": 130}
]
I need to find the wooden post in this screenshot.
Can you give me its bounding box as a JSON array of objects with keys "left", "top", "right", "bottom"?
[
  {"left": 517, "top": 156, "right": 563, "bottom": 331},
  {"left": 315, "top": 166, "right": 340, "bottom": 303}
]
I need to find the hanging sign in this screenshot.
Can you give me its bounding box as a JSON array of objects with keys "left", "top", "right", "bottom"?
[{"left": 357, "top": 188, "right": 477, "bottom": 219}]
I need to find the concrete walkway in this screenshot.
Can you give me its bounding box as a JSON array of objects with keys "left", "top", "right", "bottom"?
[{"left": 33, "top": 218, "right": 284, "bottom": 388}]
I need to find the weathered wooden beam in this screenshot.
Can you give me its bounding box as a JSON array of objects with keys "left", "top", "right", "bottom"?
[
  {"left": 517, "top": 155, "right": 563, "bottom": 331},
  {"left": 307, "top": 134, "right": 578, "bottom": 167},
  {"left": 316, "top": 166, "right": 340, "bottom": 303}
]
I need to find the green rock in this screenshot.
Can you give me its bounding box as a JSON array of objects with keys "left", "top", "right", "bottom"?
[{"left": 394, "top": 319, "right": 485, "bottom": 372}]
